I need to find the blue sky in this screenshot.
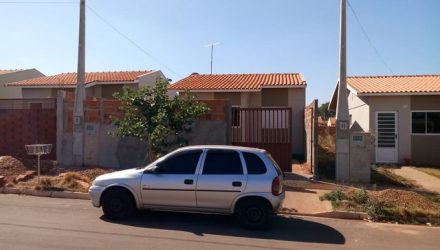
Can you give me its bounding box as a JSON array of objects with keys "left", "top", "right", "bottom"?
[{"left": 0, "top": 0, "right": 439, "bottom": 103}]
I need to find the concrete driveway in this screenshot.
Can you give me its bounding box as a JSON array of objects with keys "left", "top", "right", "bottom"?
[{"left": 0, "top": 194, "right": 439, "bottom": 250}]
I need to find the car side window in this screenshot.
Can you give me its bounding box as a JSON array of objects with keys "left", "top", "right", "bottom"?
[
  {"left": 202, "top": 149, "right": 243, "bottom": 175},
  {"left": 243, "top": 152, "right": 267, "bottom": 174},
  {"left": 156, "top": 150, "right": 202, "bottom": 174}
]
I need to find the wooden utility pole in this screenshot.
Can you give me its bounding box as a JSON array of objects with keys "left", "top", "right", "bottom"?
[
  {"left": 336, "top": 0, "right": 350, "bottom": 181},
  {"left": 73, "top": 0, "right": 86, "bottom": 166}
]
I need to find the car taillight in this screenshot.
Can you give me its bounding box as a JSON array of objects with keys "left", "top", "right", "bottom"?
[{"left": 271, "top": 176, "right": 283, "bottom": 196}]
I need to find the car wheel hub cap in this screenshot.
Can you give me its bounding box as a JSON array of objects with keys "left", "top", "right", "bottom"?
[
  {"left": 110, "top": 199, "right": 123, "bottom": 212},
  {"left": 246, "top": 207, "right": 262, "bottom": 222}
]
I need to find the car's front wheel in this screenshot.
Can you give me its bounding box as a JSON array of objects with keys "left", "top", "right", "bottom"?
[{"left": 101, "top": 188, "right": 135, "bottom": 220}]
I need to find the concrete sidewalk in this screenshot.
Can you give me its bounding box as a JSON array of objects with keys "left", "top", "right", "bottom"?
[
  {"left": 281, "top": 172, "right": 334, "bottom": 215},
  {"left": 281, "top": 189, "right": 332, "bottom": 214},
  {"left": 391, "top": 167, "right": 440, "bottom": 194}
]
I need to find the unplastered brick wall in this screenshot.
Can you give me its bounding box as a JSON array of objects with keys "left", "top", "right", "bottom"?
[
  {"left": 304, "top": 100, "right": 318, "bottom": 174},
  {"left": 64, "top": 92, "right": 228, "bottom": 130},
  {"left": 60, "top": 92, "right": 230, "bottom": 168},
  {"left": 65, "top": 92, "right": 121, "bottom": 133}
]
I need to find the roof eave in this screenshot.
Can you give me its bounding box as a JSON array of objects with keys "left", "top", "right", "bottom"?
[{"left": 357, "top": 91, "right": 440, "bottom": 97}]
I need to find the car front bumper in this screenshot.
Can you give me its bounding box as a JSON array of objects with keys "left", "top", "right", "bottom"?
[{"left": 88, "top": 185, "right": 106, "bottom": 207}]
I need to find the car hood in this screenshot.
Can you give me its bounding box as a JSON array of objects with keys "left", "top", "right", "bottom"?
[{"left": 93, "top": 168, "right": 142, "bottom": 186}]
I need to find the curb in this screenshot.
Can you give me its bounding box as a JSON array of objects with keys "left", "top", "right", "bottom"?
[
  {"left": 280, "top": 210, "right": 368, "bottom": 220},
  {"left": 1, "top": 187, "right": 90, "bottom": 200}
]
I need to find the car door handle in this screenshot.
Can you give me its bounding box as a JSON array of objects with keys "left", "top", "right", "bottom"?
[
  {"left": 184, "top": 179, "right": 194, "bottom": 185},
  {"left": 232, "top": 181, "right": 242, "bottom": 187}
]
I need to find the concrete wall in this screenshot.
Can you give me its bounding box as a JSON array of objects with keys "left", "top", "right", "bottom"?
[
  {"left": 368, "top": 96, "right": 411, "bottom": 164},
  {"left": 22, "top": 88, "right": 58, "bottom": 98},
  {"left": 347, "top": 91, "right": 369, "bottom": 132},
  {"left": 410, "top": 95, "right": 440, "bottom": 166},
  {"left": 0, "top": 69, "right": 45, "bottom": 98},
  {"left": 288, "top": 88, "right": 306, "bottom": 155},
  {"left": 261, "top": 88, "right": 288, "bottom": 107}
]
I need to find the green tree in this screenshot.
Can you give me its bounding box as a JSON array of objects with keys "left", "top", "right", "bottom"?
[
  {"left": 112, "top": 78, "right": 209, "bottom": 162},
  {"left": 318, "top": 102, "right": 335, "bottom": 120}
]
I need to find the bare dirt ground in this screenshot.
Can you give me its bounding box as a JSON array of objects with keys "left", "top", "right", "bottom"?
[{"left": 0, "top": 155, "right": 113, "bottom": 192}]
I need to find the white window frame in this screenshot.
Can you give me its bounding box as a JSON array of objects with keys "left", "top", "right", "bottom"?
[{"left": 410, "top": 110, "right": 440, "bottom": 136}]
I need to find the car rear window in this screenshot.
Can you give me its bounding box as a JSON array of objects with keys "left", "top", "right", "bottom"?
[
  {"left": 265, "top": 153, "right": 283, "bottom": 176},
  {"left": 243, "top": 152, "right": 267, "bottom": 174},
  {"left": 202, "top": 149, "right": 243, "bottom": 175}
]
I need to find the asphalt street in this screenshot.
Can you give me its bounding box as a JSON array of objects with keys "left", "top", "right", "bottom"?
[{"left": 0, "top": 194, "right": 438, "bottom": 250}]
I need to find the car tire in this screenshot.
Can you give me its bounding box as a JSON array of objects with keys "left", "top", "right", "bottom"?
[
  {"left": 236, "top": 199, "right": 272, "bottom": 229},
  {"left": 101, "top": 189, "right": 135, "bottom": 220}
]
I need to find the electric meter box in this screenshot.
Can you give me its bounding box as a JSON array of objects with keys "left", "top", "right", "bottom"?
[{"left": 348, "top": 132, "right": 373, "bottom": 183}]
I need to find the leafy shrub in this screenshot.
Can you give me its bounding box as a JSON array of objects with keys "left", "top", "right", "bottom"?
[
  {"left": 364, "top": 199, "right": 386, "bottom": 220},
  {"left": 320, "top": 187, "right": 347, "bottom": 208},
  {"left": 352, "top": 188, "right": 369, "bottom": 205}
]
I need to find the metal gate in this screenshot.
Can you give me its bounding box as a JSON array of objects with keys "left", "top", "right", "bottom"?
[{"left": 231, "top": 107, "right": 292, "bottom": 172}]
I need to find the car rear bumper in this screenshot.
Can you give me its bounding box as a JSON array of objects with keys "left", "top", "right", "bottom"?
[
  {"left": 270, "top": 192, "right": 285, "bottom": 213},
  {"left": 88, "top": 185, "right": 105, "bottom": 207}
]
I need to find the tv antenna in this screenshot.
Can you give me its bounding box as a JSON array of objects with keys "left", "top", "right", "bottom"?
[{"left": 204, "top": 42, "right": 221, "bottom": 74}]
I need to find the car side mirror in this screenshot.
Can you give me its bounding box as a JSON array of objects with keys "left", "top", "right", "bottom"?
[{"left": 144, "top": 166, "right": 159, "bottom": 174}]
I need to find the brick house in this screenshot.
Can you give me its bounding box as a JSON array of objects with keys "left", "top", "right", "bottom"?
[
  {"left": 168, "top": 72, "right": 307, "bottom": 156},
  {"left": 7, "top": 70, "right": 166, "bottom": 99}
]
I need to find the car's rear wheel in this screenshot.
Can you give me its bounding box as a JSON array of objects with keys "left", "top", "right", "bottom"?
[
  {"left": 236, "top": 199, "right": 272, "bottom": 229},
  {"left": 101, "top": 188, "right": 135, "bottom": 220}
]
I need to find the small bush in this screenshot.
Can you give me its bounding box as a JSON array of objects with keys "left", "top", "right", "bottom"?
[
  {"left": 352, "top": 188, "right": 369, "bottom": 205},
  {"left": 320, "top": 187, "right": 347, "bottom": 202},
  {"left": 320, "top": 187, "right": 348, "bottom": 208},
  {"left": 364, "top": 199, "right": 386, "bottom": 220}
]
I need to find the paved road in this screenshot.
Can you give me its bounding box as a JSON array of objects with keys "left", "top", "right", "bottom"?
[{"left": 0, "top": 194, "right": 439, "bottom": 250}]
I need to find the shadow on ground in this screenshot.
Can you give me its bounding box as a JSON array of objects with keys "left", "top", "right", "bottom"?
[{"left": 101, "top": 211, "right": 345, "bottom": 245}]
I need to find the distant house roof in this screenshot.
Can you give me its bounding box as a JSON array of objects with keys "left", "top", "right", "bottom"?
[
  {"left": 8, "top": 70, "right": 154, "bottom": 87},
  {"left": 329, "top": 74, "right": 440, "bottom": 110},
  {"left": 0, "top": 69, "right": 27, "bottom": 75},
  {"left": 347, "top": 75, "right": 440, "bottom": 95},
  {"left": 168, "top": 73, "right": 306, "bottom": 91}
]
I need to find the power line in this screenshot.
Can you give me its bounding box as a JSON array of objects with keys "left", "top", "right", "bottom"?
[
  {"left": 347, "top": 0, "right": 394, "bottom": 74},
  {"left": 0, "top": 1, "right": 75, "bottom": 4},
  {"left": 86, "top": 5, "right": 182, "bottom": 78}
]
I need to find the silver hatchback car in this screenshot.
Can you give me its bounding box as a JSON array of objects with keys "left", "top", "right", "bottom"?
[{"left": 89, "top": 145, "right": 285, "bottom": 228}]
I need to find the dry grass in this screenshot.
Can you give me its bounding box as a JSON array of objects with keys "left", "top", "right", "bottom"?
[
  {"left": 317, "top": 134, "right": 336, "bottom": 179},
  {"left": 371, "top": 166, "right": 418, "bottom": 188},
  {"left": 321, "top": 187, "right": 440, "bottom": 225},
  {"left": 415, "top": 167, "right": 440, "bottom": 179}
]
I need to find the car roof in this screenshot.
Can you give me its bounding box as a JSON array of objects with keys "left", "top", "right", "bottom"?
[{"left": 176, "top": 145, "right": 266, "bottom": 153}]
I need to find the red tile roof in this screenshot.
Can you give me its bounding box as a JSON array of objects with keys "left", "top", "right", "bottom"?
[
  {"left": 168, "top": 73, "right": 306, "bottom": 91},
  {"left": 8, "top": 70, "right": 153, "bottom": 87},
  {"left": 348, "top": 75, "right": 440, "bottom": 94}
]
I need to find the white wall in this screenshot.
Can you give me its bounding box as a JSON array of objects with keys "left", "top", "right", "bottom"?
[{"left": 347, "top": 91, "right": 370, "bottom": 132}]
